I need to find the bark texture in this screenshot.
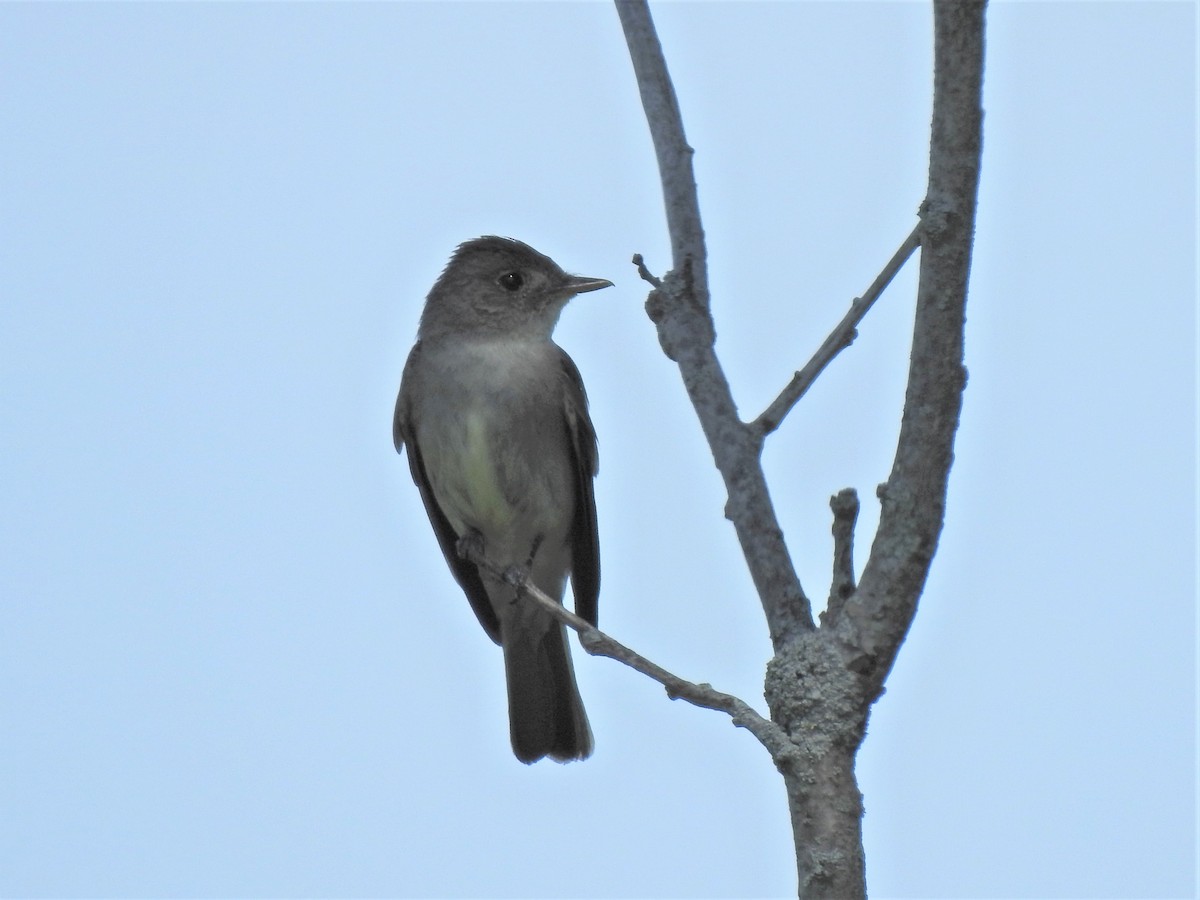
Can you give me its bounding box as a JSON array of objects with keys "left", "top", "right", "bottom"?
[{"left": 616, "top": 0, "right": 985, "bottom": 894}]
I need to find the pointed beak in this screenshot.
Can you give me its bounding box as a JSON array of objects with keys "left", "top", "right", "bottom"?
[{"left": 563, "top": 275, "right": 613, "bottom": 295}]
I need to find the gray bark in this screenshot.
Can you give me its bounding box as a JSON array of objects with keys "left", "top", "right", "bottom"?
[{"left": 616, "top": 0, "right": 985, "bottom": 895}]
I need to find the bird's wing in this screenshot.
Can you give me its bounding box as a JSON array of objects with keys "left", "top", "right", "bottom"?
[
  {"left": 395, "top": 342, "right": 501, "bottom": 643},
  {"left": 558, "top": 348, "right": 600, "bottom": 627}
]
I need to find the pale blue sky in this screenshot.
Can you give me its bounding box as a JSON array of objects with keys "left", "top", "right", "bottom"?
[{"left": 1, "top": 2, "right": 1195, "bottom": 898}]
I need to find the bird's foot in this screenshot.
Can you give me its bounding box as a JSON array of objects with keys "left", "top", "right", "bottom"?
[
  {"left": 455, "top": 530, "right": 485, "bottom": 563},
  {"left": 501, "top": 564, "right": 528, "bottom": 591}
]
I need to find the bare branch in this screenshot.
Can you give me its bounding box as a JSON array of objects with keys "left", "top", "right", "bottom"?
[
  {"left": 616, "top": 2, "right": 706, "bottom": 280},
  {"left": 618, "top": 0, "right": 813, "bottom": 646},
  {"left": 824, "top": 488, "right": 860, "bottom": 626},
  {"left": 616, "top": 2, "right": 985, "bottom": 896},
  {"left": 615, "top": 1, "right": 985, "bottom": 895},
  {"left": 838, "top": 0, "right": 984, "bottom": 690},
  {"left": 750, "top": 225, "right": 922, "bottom": 442},
  {"left": 461, "top": 543, "right": 800, "bottom": 767}
]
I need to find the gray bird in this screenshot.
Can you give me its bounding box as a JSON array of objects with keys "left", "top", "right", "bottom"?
[{"left": 393, "top": 236, "right": 610, "bottom": 763}]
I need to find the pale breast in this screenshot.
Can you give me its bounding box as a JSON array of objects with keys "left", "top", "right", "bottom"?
[{"left": 410, "top": 338, "right": 576, "bottom": 545}]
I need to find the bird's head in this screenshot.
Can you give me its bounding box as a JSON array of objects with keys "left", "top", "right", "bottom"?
[{"left": 419, "top": 236, "right": 612, "bottom": 340}]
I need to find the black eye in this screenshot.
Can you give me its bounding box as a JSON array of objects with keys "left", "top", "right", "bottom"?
[{"left": 498, "top": 271, "right": 523, "bottom": 291}]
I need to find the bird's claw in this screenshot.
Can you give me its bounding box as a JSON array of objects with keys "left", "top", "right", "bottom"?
[
  {"left": 502, "top": 564, "right": 528, "bottom": 590},
  {"left": 455, "top": 531, "right": 485, "bottom": 562}
]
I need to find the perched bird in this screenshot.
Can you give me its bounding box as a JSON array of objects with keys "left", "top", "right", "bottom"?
[{"left": 393, "top": 236, "right": 610, "bottom": 763}]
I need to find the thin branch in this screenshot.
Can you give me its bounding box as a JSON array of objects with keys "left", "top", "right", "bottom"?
[
  {"left": 823, "top": 488, "right": 860, "bottom": 627},
  {"left": 616, "top": 1, "right": 706, "bottom": 280},
  {"left": 461, "top": 543, "right": 801, "bottom": 768},
  {"left": 750, "top": 225, "right": 922, "bottom": 442},
  {"left": 618, "top": 0, "right": 813, "bottom": 645}
]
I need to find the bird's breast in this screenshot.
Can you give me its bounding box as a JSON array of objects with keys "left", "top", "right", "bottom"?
[{"left": 411, "top": 339, "right": 573, "bottom": 541}]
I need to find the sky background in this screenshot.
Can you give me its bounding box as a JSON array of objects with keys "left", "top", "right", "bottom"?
[{"left": 1, "top": 2, "right": 1195, "bottom": 898}]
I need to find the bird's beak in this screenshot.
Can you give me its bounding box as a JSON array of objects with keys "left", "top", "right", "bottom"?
[{"left": 563, "top": 275, "right": 613, "bottom": 295}]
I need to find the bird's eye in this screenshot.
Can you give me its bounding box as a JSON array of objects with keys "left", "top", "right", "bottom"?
[{"left": 498, "top": 271, "right": 523, "bottom": 291}]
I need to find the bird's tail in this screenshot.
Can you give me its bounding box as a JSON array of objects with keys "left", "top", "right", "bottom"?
[{"left": 502, "top": 610, "right": 593, "bottom": 764}]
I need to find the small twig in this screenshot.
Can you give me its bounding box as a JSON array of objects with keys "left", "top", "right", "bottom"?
[
  {"left": 750, "top": 225, "right": 923, "bottom": 443},
  {"left": 823, "top": 488, "right": 860, "bottom": 627},
  {"left": 631, "top": 253, "right": 662, "bottom": 288},
  {"left": 463, "top": 543, "right": 800, "bottom": 767}
]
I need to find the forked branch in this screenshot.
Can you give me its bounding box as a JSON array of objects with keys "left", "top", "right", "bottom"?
[{"left": 618, "top": 0, "right": 814, "bottom": 645}]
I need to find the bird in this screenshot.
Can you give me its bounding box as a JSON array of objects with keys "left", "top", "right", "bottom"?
[{"left": 393, "top": 236, "right": 610, "bottom": 763}]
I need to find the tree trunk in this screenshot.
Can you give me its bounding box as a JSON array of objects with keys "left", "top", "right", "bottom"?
[{"left": 616, "top": 0, "right": 986, "bottom": 894}]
